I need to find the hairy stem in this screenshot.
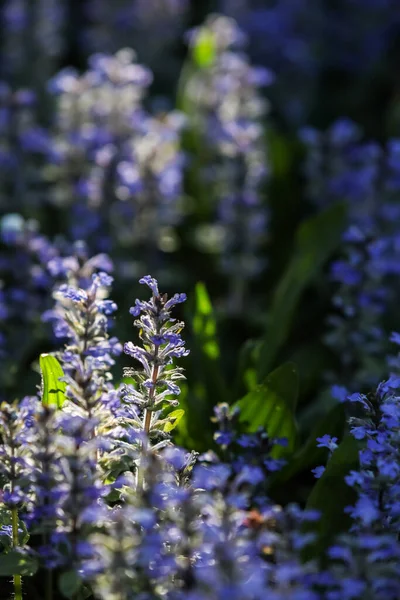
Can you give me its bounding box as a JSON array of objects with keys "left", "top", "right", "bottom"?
[
  {"left": 137, "top": 357, "right": 159, "bottom": 492},
  {"left": 11, "top": 507, "right": 22, "bottom": 600}
]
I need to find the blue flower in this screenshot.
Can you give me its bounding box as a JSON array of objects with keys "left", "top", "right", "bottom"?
[
  {"left": 311, "top": 466, "right": 326, "bottom": 479},
  {"left": 316, "top": 435, "right": 339, "bottom": 452},
  {"left": 139, "top": 275, "right": 160, "bottom": 296}
]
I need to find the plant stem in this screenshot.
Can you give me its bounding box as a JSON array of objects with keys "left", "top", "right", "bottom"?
[
  {"left": 45, "top": 569, "right": 53, "bottom": 600},
  {"left": 11, "top": 507, "right": 22, "bottom": 600},
  {"left": 137, "top": 358, "right": 159, "bottom": 492},
  {"left": 136, "top": 407, "right": 151, "bottom": 493}
]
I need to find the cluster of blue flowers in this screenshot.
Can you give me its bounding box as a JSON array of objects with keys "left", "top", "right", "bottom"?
[
  {"left": 300, "top": 120, "right": 400, "bottom": 394},
  {"left": 3, "top": 274, "right": 400, "bottom": 598},
  {"left": 185, "top": 15, "right": 272, "bottom": 313}
]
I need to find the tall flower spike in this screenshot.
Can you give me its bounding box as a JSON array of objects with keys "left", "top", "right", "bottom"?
[
  {"left": 46, "top": 270, "right": 122, "bottom": 425},
  {"left": 123, "top": 275, "right": 188, "bottom": 448},
  {"left": 0, "top": 214, "right": 57, "bottom": 400},
  {"left": 48, "top": 50, "right": 185, "bottom": 266},
  {"left": 187, "top": 15, "right": 272, "bottom": 314}
]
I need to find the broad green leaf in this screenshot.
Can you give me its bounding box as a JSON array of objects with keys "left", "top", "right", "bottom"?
[
  {"left": 0, "top": 550, "right": 38, "bottom": 576},
  {"left": 235, "top": 362, "right": 299, "bottom": 456},
  {"left": 233, "top": 339, "right": 261, "bottom": 397},
  {"left": 192, "top": 29, "right": 216, "bottom": 68},
  {"left": 271, "top": 403, "right": 345, "bottom": 485},
  {"left": 181, "top": 284, "right": 227, "bottom": 450},
  {"left": 258, "top": 202, "right": 347, "bottom": 381},
  {"left": 192, "top": 282, "right": 220, "bottom": 360},
  {"left": 0, "top": 507, "right": 29, "bottom": 549},
  {"left": 189, "top": 281, "right": 227, "bottom": 403},
  {"left": 40, "top": 354, "right": 66, "bottom": 409},
  {"left": 164, "top": 409, "right": 185, "bottom": 433},
  {"left": 304, "top": 435, "right": 360, "bottom": 558},
  {"left": 59, "top": 570, "right": 83, "bottom": 598},
  {"left": 172, "top": 383, "right": 190, "bottom": 443}
]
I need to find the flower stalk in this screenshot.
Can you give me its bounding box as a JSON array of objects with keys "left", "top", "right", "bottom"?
[
  {"left": 123, "top": 275, "right": 189, "bottom": 490},
  {"left": 11, "top": 506, "right": 22, "bottom": 600}
]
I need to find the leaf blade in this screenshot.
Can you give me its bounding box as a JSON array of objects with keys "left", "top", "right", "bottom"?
[
  {"left": 258, "top": 203, "right": 347, "bottom": 380},
  {"left": 164, "top": 409, "right": 185, "bottom": 433},
  {"left": 0, "top": 550, "right": 38, "bottom": 576},
  {"left": 303, "top": 435, "right": 360, "bottom": 558},
  {"left": 40, "top": 354, "right": 66, "bottom": 409},
  {"left": 235, "top": 362, "right": 299, "bottom": 456}
]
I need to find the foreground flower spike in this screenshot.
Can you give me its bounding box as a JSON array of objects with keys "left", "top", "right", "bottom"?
[
  {"left": 123, "top": 275, "right": 188, "bottom": 443},
  {"left": 0, "top": 397, "right": 37, "bottom": 600},
  {"left": 320, "top": 380, "right": 400, "bottom": 598},
  {"left": 47, "top": 270, "right": 122, "bottom": 421}
]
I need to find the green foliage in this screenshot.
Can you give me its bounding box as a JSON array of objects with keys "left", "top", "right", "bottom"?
[
  {"left": 258, "top": 203, "right": 347, "bottom": 381},
  {"left": 0, "top": 507, "right": 29, "bottom": 550},
  {"left": 304, "top": 435, "right": 360, "bottom": 558},
  {"left": 0, "top": 550, "right": 38, "bottom": 576},
  {"left": 40, "top": 354, "right": 66, "bottom": 409},
  {"left": 192, "top": 28, "right": 216, "bottom": 68},
  {"left": 164, "top": 409, "right": 185, "bottom": 432},
  {"left": 181, "top": 283, "right": 227, "bottom": 450},
  {"left": 58, "top": 570, "right": 83, "bottom": 598},
  {"left": 192, "top": 282, "right": 220, "bottom": 360},
  {"left": 235, "top": 362, "right": 299, "bottom": 456},
  {"left": 233, "top": 339, "right": 262, "bottom": 397},
  {"left": 271, "top": 403, "right": 346, "bottom": 485}
]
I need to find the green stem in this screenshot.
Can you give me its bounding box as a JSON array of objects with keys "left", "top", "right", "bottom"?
[
  {"left": 136, "top": 408, "right": 151, "bottom": 493},
  {"left": 137, "top": 349, "right": 159, "bottom": 493},
  {"left": 11, "top": 507, "right": 22, "bottom": 600}
]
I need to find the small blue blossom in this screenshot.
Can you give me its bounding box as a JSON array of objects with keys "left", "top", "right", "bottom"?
[
  {"left": 312, "top": 466, "right": 326, "bottom": 479},
  {"left": 316, "top": 435, "right": 339, "bottom": 452}
]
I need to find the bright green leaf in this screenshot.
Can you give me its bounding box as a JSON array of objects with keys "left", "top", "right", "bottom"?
[
  {"left": 192, "top": 282, "right": 220, "bottom": 360},
  {"left": 182, "top": 284, "right": 227, "bottom": 450},
  {"left": 192, "top": 29, "right": 216, "bottom": 68},
  {"left": 40, "top": 354, "right": 66, "bottom": 409},
  {"left": 258, "top": 202, "right": 347, "bottom": 381},
  {"left": 0, "top": 550, "right": 38, "bottom": 576},
  {"left": 235, "top": 362, "right": 299, "bottom": 456},
  {"left": 164, "top": 409, "right": 185, "bottom": 433}
]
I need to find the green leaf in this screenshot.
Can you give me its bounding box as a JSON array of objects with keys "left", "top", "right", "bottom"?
[
  {"left": 235, "top": 362, "right": 299, "bottom": 456},
  {"left": 181, "top": 284, "right": 228, "bottom": 451},
  {"left": 58, "top": 570, "right": 83, "bottom": 598},
  {"left": 268, "top": 130, "right": 295, "bottom": 179},
  {"left": 0, "top": 550, "right": 38, "bottom": 576},
  {"left": 192, "top": 282, "right": 220, "bottom": 360},
  {"left": 233, "top": 339, "right": 261, "bottom": 397},
  {"left": 192, "top": 28, "right": 216, "bottom": 68},
  {"left": 304, "top": 435, "right": 360, "bottom": 558},
  {"left": 257, "top": 202, "right": 347, "bottom": 381},
  {"left": 0, "top": 507, "right": 29, "bottom": 549},
  {"left": 271, "top": 403, "right": 346, "bottom": 485},
  {"left": 164, "top": 409, "right": 185, "bottom": 432},
  {"left": 40, "top": 354, "right": 66, "bottom": 409},
  {"left": 76, "top": 586, "right": 92, "bottom": 600}
]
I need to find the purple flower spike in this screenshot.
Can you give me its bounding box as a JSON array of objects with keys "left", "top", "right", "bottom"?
[
  {"left": 123, "top": 275, "right": 188, "bottom": 436},
  {"left": 139, "top": 275, "right": 160, "bottom": 296}
]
